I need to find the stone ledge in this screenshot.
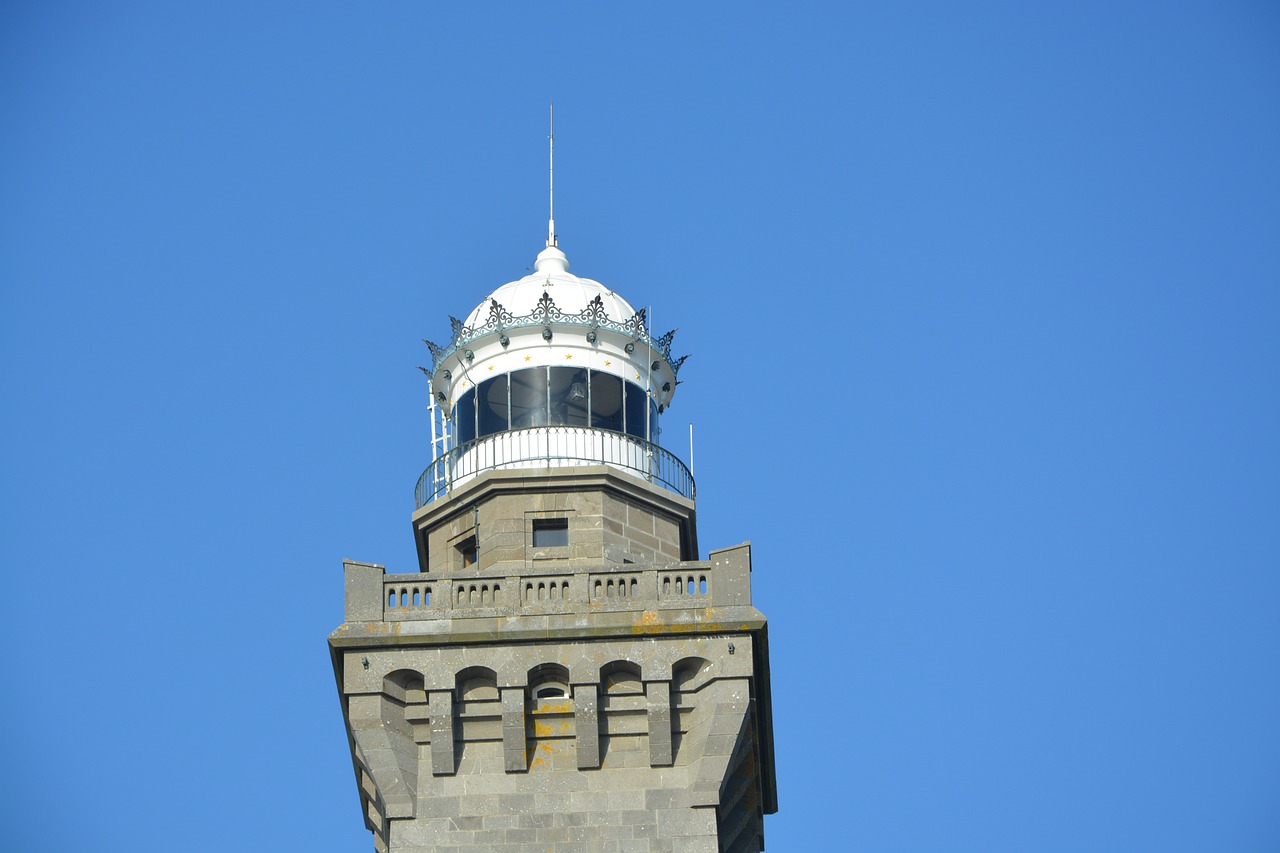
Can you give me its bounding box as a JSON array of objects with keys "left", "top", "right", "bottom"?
[{"left": 330, "top": 605, "right": 768, "bottom": 650}]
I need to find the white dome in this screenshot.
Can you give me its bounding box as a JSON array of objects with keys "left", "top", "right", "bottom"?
[{"left": 463, "top": 246, "right": 637, "bottom": 327}]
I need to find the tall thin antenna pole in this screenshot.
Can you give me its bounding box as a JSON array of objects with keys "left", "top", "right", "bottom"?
[
  {"left": 689, "top": 423, "right": 695, "bottom": 478},
  {"left": 547, "top": 101, "right": 556, "bottom": 248}
]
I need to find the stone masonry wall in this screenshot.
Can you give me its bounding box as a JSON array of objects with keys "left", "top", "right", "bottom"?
[
  {"left": 336, "top": 469, "right": 772, "bottom": 853},
  {"left": 342, "top": 635, "right": 760, "bottom": 853},
  {"left": 414, "top": 469, "right": 695, "bottom": 575}
]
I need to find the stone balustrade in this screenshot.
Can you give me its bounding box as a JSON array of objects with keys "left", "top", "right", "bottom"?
[{"left": 341, "top": 543, "right": 755, "bottom": 625}]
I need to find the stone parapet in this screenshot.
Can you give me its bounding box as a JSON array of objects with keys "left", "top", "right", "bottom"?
[{"left": 347, "top": 547, "right": 752, "bottom": 625}]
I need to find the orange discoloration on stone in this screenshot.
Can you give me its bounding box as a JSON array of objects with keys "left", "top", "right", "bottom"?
[
  {"left": 631, "top": 610, "right": 665, "bottom": 634},
  {"left": 530, "top": 739, "right": 567, "bottom": 770},
  {"left": 538, "top": 700, "right": 572, "bottom": 715},
  {"left": 533, "top": 718, "right": 573, "bottom": 738}
]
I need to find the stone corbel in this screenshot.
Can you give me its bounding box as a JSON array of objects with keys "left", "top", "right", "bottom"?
[
  {"left": 427, "top": 689, "right": 455, "bottom": 776},
  {"left": 501, "top": 687, "right": 527, "bottom": 772},
  {"left": 573, "top": 684, "right": 600, "bottom": 769},
  {"left": 346, "top": 692, "right": 417, "bottom": 818},
  {"left": 647, "top": 681, "right": 674, "bottom": 766}
]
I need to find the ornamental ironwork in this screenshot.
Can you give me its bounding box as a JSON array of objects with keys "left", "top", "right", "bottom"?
[{"left": 421, "top": 290, "right": 688, "bottom": 378}]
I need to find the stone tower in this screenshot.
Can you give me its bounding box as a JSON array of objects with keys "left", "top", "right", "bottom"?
[{"left": 329, "top": 226, "right": 776, "bottom": 852}]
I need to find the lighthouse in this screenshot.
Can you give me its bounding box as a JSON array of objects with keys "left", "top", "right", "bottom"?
[{"left": 330, "top": 205, "right": 776, "bottom": 852}]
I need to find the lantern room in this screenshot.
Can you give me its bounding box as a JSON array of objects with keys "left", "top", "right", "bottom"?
[{"left": 416, "top": 243, "right": 691, "bottom": 507}]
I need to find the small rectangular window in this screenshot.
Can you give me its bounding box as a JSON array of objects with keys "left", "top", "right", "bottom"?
[
  {"left": 532, "top": 518, "right": 569, "bottom": 548},
  {"left": 456, "top": 536, "right": 477, "bottom": 568}
]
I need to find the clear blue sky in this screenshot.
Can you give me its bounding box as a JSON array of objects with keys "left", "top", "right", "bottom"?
[{"left": 2, "top": 2, "right": 1277, "bottom": 851}]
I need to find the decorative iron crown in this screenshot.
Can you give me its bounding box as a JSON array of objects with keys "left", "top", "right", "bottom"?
[{"left": 422, "top": 290, "right": 689, "bottom": 377}]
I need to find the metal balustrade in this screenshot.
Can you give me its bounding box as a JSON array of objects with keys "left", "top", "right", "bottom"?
[{"left": 415, "top": 426, "right": 694, "bottom": 508}]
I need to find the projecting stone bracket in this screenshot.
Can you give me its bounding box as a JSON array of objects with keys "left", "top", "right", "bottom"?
[
  {"left": 501, "top": 687, "right": 527, "bottom": 772},
  {"left": 573, "top": 685, "right": 600, "bottom": 769},
  {"left": 685, "top": 690, "right": 752, "bottom": 809},
  {"left": 427, "top": 690, "right": 455, "bottom": 776},
  {"left": 346, "top": 693, "right": 417, "bottom": 818},
  {"left": 648, "top": 681, "right": 674, "bottom": 766}
]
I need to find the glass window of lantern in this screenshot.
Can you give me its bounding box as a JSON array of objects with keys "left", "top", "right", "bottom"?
[
  {"left": 624, "top": 382, "right": 648, "bottom": 441},
  {"left": 509, "top": 366, "right": 549, "bottom": 429},
  {"left": 453, "top": 388, "right": 477, "bottom": 446},
  {"left": 477, "top": 374, "right": 509, "bottom": 437},
  {"left": 548, "top": 366, "right": 589, "bottom": 427},
  {"left": 589, "top": 371, "right": 624, "bottom": 432}
]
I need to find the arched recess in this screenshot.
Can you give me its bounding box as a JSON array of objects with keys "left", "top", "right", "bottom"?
[
  {"left": 453, "top": 666, "right": 500, "bottom": 769},
  {"left": 600, "top": 660, "right": 643, "bottom": 695},
  {"left": 671, "top": 657, "right": 711, "bottom": 692},
  {"left": 528, "top": 663, "right": 571, "bottom": 699},
  {"left": 455, "top": 666, "right": 499, "bottom": 701},
  {"left": 382, "top": 669, "right": 426, "bottom": 704},
  {"left": 670, "top": 656, "right": 712, "bottom": 763}
]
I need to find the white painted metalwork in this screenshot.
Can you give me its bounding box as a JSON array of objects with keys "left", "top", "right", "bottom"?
[
  {"left": 415, "top": 426, "right": 694, "bottom": 507},
  {"left": 426, "top": 392, "right": 450, "bottom": 498},
  {"left": 547, "top": 100, "right": 556, "bottom": 249}
]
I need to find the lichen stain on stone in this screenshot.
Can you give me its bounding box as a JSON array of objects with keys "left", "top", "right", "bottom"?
[
  {"left": 693, "top": 607, "right": 728, "bottom": 631},
  {"left": 529, "top": 740, "right": 562, "bottom": 770},
  {"left": 534, "top": 719, "right": 573, "bottom": 738},
  {"left": 630, "top": 610, "right": 666, "bottom": 635}
]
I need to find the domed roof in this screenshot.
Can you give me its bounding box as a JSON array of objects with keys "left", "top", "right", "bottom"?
[{"left": 463, "top": 246, "right": 637, "bottom": 327}]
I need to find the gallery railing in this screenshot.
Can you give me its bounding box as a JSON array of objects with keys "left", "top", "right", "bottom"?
[{"left": 415, "top": 426, "right": 695, "bottom": 508}]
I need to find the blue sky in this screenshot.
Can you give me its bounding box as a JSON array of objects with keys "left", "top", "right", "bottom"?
[{"left": 2, "top": 2, "right": 1277, "bottom": 850}]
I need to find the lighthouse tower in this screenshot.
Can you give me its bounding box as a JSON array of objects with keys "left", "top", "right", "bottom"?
[{"left": 329, "top": 220, "right": 777, "bottom": 851}]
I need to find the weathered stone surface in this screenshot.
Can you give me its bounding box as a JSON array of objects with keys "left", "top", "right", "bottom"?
[{"left": 332, "top": 466, "right": 774, "bottom": 852}]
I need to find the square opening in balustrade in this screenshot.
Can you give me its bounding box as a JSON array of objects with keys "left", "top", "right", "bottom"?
[{"left": 532, "top": 518, "right": 569, "bottom": 548}]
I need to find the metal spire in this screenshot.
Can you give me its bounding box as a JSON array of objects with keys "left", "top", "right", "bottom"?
[{"left": 547, "top": 100, "right": 557, "bottom": 248}]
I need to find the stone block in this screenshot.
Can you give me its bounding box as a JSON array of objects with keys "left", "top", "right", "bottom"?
[
  {"left": 428, "top": 690, "right": 455, "bottom": 776},
  {"left": 497, "top": 793, "right": 534, "bottom": 815},
  {"left": 468, "top": 829, "right": 507, "bottom": 844},
  {"left": 414, "top": 796, "right": 460, "bottom": 819},
  {"left": 481, "top": 813, "right": 520, "bottom": 831},
  {"left": 502, "top": 729, "right": 527, "bottom": 772},
  {"left": 574, "top": 685, "right": 600, "bottom": 769},
  {"left": 536, "top": 826, "right": 570, "bottom": 843},
  {"left": 624, "top": 501, "right": 655, "bottom": 534},
  {"left": 655, "top": 807, "right": 716, "bottom": 838},
  {"left": 625, "top": 527, "right": 661, "bottom": 552},
  {"left": 647, "top": 682, "right": 673, "bottom": 766},
  {"left": 645, "top": 788, "right": 687, "bottom": 810},
  {"left": 567, "top": 790, "right": 610, "bottom": 812},
  {"left": 708, "top": 542, "right": 752, "bottom": 606},
  {"left": 344, "top": 560, "right": 385, "bottom": 622}
]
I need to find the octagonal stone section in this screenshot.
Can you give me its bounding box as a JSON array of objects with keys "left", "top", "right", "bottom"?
[{"left": 412, "top": 466, "right": 697, "bottom": 575}]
